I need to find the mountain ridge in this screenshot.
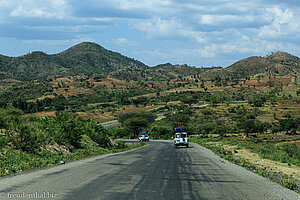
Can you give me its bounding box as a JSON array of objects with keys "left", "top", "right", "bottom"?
[
  {"left": 0, "top": 42, "right": 299, "bottom": 81},
  {"left": 226, "top": 51, "right": 300, "bottom": 77},
  {"left": 0, "top": 42, "right": 148, "bottom": 80}
]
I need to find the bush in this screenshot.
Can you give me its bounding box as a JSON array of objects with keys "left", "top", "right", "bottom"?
[
  {"left": 110, "top": 127, "right": 131, "bottom": 139},
  {"left": 113, "top": 141, "right": 127, "bottom": 149},
  {"left": 42, "top": 112, "right": 83, "bottom": 149},
  {"left": 248, "top": 95, "right": 266, "bottom": 107},
  {"left": 118, "top": 111, "right": 156, "bottom": 124},
  {"left": 149, "top": 125, "right": 172, "bottom": 139},
  {"left": 10, "top": 124, "right": 39, "bottom": 153},
  {"left": 213, "top": 125, "right": 228, "bottom": 137},
  {"left": 280, "top": 143, "right": 300, "bottom": 160},
  {"left": 279, "top": 117, "right": 299, "bottom": 135},
  {"left": 84, "top": 119, "right": 111, "bottom": 148},
  {"left": 0, "top": 136, "right": 8, "bottom": 148}
]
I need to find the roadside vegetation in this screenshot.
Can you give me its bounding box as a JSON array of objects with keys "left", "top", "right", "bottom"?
[
  {"left": 0, "top": 47, "right": 299, "bottom": 191},
  {"left": 0, "top": 107, "right": 144, "bottom": 177},
  {"left": 191, "top": 136, "right": 300, "bottom": 192}
]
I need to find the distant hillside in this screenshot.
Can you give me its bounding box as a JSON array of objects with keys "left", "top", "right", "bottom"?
[
  {"left": 55, "top": 42, "right": 147, "bottom": 74},
  {"left": 0, "top": 55, "right": 13, "bottom": 79},
  {"left": 0, "top": 43, "right": 299, "bottom": 82},
  {"left": 151, "top": 64, "right": 217, "bottom": 79},
  {"left": 0, "top": 42, "right": 147, "bottom": 80},
  {"left": 197, "top": 51, "right": 300, "bottom": 81},
  {"left": 3, "top": 51, "right": 65, "bottom": 80},
  {"left": 110, "top": 63, "right": 217, "bottom": 81},
  {"left": 226, "top": 51, "right": 300, "bottom": 77}
]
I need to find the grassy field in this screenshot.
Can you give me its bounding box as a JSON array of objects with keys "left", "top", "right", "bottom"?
[{"left": 190, "top": 135, "right": 300, "bottom": 192}]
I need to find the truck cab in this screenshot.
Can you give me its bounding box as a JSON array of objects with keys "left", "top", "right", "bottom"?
[{"left": 174, "top": 127, "right": 189, "bottom": 148}]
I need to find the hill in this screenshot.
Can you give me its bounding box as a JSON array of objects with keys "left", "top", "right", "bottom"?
[
  {"left": 3, "top": 51, "right": 65, "bottom": 80},
  {"left": 226, "top": 51, "right": 300, "bottom": 77},
  {"left": 196, "top": 51, "right": 300, "bottom": 81},
  {"left": 0, "top": 42, "right": 147, "bottom": 80},
  {"left": 110, "top": 63, "right": 217, "bottom": 81},
  {"left": 55, "top": 42, "right": 147, "bottom": 74},
  {"left": 0, "top": 43, "right": 299, "bottom": 82}
]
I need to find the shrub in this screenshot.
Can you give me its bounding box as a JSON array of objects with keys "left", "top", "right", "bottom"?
[
  {"left": 11, "top": 124, "right": 39, "bottom": 153},
  {"left": 213, "top": 125, "right": 228, "bottom": 137},
  {"left": 0, "top": 136, "right": 8, "bottom": 148},
  {"left": 279, "top": 117, "right": 299, "bottom": 135},
  {"left": 84, "top": 119, "right": 111, "bottom": 148},
  {"left": 42, "top": 112, "right": 83, "bottom": 149},
  {"left": 280, "top": 143, "right": 300, "bottom": 160},
  {"left": 149, "top": 125, "right": 172, "bottom": 139},
  {"left": 248, "top": 95, "right": 266, "bottom": 107},
  {"left": 118, "top": 111, "right": 156, "bottom": 124}
]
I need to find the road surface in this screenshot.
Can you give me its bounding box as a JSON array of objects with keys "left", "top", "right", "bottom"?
[
  {"left": 0, "top": 141, "right": 298, "bottom": 200},
  {"left": 100, "top": 120, "right": 120, "bottom": 127}
]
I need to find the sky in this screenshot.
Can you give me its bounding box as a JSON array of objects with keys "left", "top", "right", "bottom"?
[{"left": 0, "top": 0, "right": 300, "bottom": 67}]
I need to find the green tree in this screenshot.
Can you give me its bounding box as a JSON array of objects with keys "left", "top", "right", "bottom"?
[
  {"left": 124, "top": 117, "right": 149, "bottom": 138},
  {"left": 209, "top": 95, "right": 218, "bottom": 107},
  {"left": 167, "top": 112, "right": 190, "bottom": 128},
  {"left": 84, "top": 119, "right": 111, "bottom": 148},
  {"left": 11, "top": 124, "right": 39, "bottom": 153},
  {"left": 43, "top": 112, "right": 83, "bottom": 149},
  {"left": 235, "top": 112, "right": 258, "bottom": 137},
  {"left": 110, "top": 127, "right": 131, "bottom": 139},
  {"left": 118, "top": 111, "right": 156, "bottom": 124},
  {"left": 213, "top": 125, "right": 228, "bottom": 137},
  {"left": 248, "top": 95, "right": 266, "bottom": 107},
  {"left": 132, "top": 97, "right": 148, "bottom": 107},
  {"left": 238, "top": 119, "right": 256, "bottom": 137},
  {"left": 279, "top": 117, "right": 299, "bottom": 135},
  {"left": 149, "top": 125, "right": 172, "bottom": 139}
]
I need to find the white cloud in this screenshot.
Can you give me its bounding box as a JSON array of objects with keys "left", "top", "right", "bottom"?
[
  {"left": 4, "top": 0, "right": 71, "bottom": 19},
  {"left": 132, "top": 48, "right": 200, "bottom": 66},
  {"left": 118, "top": 0, "right": 171, "bottom": 10},
  {"left": 1, "top": 0, "right": 300, "bottom": 67},
  {"left": 134, "top": 18, "right": 183, "bottom": 39},
  {"left": 21, "top": 37, "right": 96, "bottom": 46},
  {"left": 199, "top": 14, "right": 258, "bottom": 26},
  {"left": 258, "top": 7, "right": 300, "bottom": 38},
  {"left": 134, "top": 18, "right": 206, "bottom": 43},
  {"left": 198, "top": 36, "right": 288, "bottom": 58},
  {"left": 112, "top": 37, "right": 137, "bottom": 46}
]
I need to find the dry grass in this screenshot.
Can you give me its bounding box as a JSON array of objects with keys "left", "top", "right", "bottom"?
[{"left": 207, "top": 141, "right": 300, "bottom": 181}]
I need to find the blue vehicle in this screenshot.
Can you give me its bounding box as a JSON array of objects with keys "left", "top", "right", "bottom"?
[{"left": 174, "top": 127, "right": 189, "bottom": 148}]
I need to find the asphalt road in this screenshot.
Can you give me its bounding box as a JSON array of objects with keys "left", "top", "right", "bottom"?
[
  {"left": 100, "top": 120, "right": 120, "bottom": 127},
  {"left": 0, "top": 141, "right": 299, "bottom": 200}
]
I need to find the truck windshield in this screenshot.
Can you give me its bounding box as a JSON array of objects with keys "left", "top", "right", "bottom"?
[{"left": 176, "top": 134, "right": 187, "bottom": 138}]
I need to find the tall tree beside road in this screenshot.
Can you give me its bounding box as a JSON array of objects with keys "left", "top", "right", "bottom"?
[
  {"left": 124, "top": 117, "right": 149, "bottom": 139},
  {"left": 118, "top": 111, "right": 156, "bottom": 138},
  {"left": 118, "top": 111, "right": 156, "bottom": 124}
]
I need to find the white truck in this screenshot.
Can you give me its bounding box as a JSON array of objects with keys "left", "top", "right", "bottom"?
[
  {"left": 139, "top": 134, "right": 149, "bottom": 142},
  {"left": 174, "top": 127, "right": 189, "bottom": 148}
]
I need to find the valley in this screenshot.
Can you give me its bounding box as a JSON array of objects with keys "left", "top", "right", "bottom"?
[{"left": 0, "top": 42, "right": 299, "bottom": 193}]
